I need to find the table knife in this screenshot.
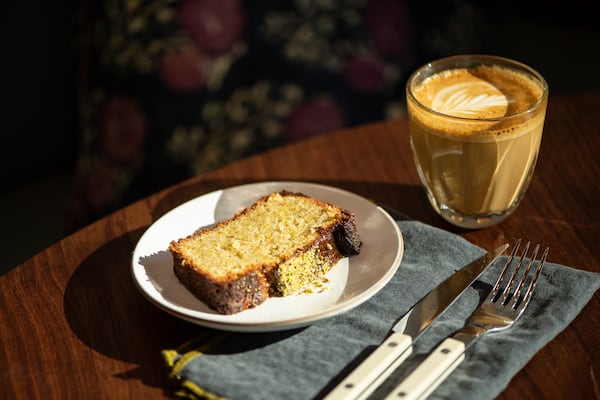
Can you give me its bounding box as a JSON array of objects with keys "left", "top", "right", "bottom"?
[{"left": 324, "top": 243, "right": 508, "bottom": 400}]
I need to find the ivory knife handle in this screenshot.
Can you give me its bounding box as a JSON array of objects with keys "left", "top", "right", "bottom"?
[{"left": 325, "top": 332, "right": 413, "bottom": 400}]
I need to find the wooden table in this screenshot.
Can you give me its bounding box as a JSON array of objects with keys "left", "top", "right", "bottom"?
[{"left": 1, "top": 93, "right": 598, "bottom": 399}]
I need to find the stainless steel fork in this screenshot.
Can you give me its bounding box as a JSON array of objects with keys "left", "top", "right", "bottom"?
[{"left": 384, "top": 240, "right": 549, "bottom": 400}]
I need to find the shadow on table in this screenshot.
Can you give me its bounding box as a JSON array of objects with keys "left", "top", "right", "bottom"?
[{"left": 62, "top": 227, "right": 199, "bottom": 393}]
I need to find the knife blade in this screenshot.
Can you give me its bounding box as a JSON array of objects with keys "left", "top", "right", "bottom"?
[{"left": 324, "top": 244, "right": 508, "bottom": 400}]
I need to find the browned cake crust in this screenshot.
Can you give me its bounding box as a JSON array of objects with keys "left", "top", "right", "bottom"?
[
  {"left": 171, "top": 251, "right": 270, "bottom": 314},
  {"left": 169, "top": 191, "right": 362, "bottom": 314}
]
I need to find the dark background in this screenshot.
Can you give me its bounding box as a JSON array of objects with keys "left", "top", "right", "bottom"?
[{"left": 2, "top": 1, "right": 599, "bottom": 274}]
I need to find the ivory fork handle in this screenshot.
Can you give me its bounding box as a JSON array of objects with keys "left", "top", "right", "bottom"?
[{"left": 384, "top": 338, "right": 465, "bottom": 400}]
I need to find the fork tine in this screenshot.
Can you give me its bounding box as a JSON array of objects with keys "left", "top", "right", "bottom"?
[
  {"left": 514, "top": 246, "right": 548, "bottom": 314},
  {"left": 499, "top": 241, "right": 530, "bottom": 305},
  {"left": 508, "top": 244, "right": 540, "bottom": 309},
  {"left": 488, "top": 239, "right": 522, "bottom": 301}
]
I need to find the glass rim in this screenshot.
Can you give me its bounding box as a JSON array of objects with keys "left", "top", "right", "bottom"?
[{"left": 406, "top": 54, "right": 549, "bottom": 122}]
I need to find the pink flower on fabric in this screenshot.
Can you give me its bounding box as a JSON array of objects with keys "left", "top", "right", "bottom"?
[
  {"left": 344, "top": 56, "right": 386, "bottom": 94},
  {"left": 98, "top": 95, "right": 147, "bottom": 163},
  {"left": 286, "top": 97, "right": 345, "bottom": 142},
  {"left": 158, "top": 45, "right": 207, "bottom": 92},
  {"left": 177, "top": 0, "right": 245, "bottom": 54},
  {"left": 364, "top": 0, "right": 412, "bottom": 59},
  {"left": 84, "top": 163, "right": 119, "bottom": 213}
]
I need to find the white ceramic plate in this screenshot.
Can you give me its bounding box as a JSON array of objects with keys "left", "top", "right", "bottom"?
[{"left": 132, "top": 181, "right": 403, "bottom": 332}]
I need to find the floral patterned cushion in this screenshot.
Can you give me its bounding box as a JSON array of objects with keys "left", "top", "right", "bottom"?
[{"left": 68, "top": 0, "right": 482, "bottom": 231}]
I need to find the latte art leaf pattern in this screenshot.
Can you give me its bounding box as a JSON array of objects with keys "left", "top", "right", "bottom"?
[{"left": 432, "top": 83, "right": 509, "bottom": 117}]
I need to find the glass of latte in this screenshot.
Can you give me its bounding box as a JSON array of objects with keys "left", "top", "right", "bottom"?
[{"left": 406, "top": 55, "right": 548, "bottom": 228}]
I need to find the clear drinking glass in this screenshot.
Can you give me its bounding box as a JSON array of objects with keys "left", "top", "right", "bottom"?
[{"left": 406, "top": 55, "right": 549, "bottom": 228}]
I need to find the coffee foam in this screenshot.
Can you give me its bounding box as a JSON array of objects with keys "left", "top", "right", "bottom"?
[{"left": 410, "top": 65, "right": 545, "bottom": 139}]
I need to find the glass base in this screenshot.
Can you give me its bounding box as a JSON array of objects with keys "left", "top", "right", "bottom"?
[{"left": 427, "top": 194, "right": 518, "bottom": 229}]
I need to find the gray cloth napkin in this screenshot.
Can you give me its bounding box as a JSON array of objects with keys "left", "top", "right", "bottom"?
[{"left": 162, "top": 220, "right": 600, "bottom": 400}]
